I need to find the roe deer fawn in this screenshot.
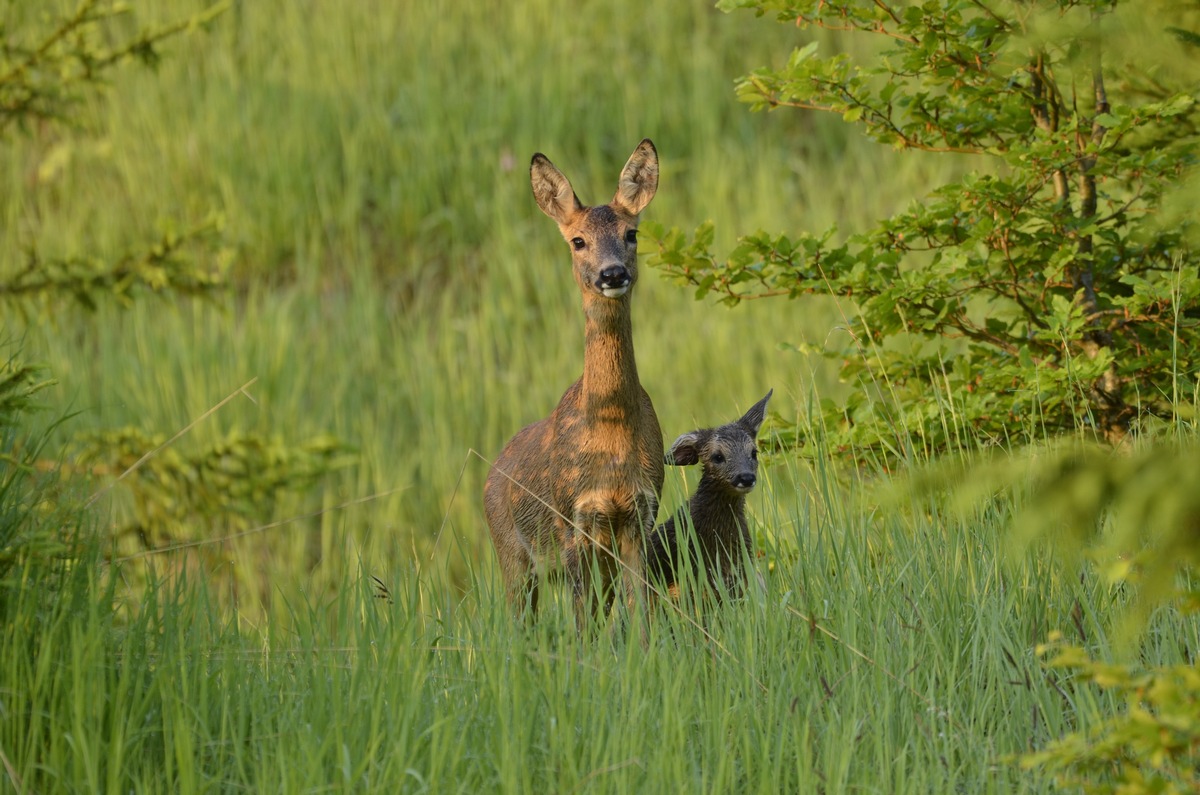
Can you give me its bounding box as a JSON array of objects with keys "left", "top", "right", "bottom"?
[
  {"left": 646, "top": 389, "right": 772, "bottom": 603},
  {"left": 484, "top": 139, "right": 664, "bottom": 631}
]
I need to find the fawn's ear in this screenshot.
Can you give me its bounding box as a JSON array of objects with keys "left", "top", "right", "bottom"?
[
  {"left": 738, "top": 388, "right": 773, "bottom": 435},
  {"left": 531, "top": 153, "right": 582, "bottom": 226},
  {"left": 665, "top": 430, "right": 703, "bottom": 466},
  {"left": 612, "top": 138, "right": 658, "bottom": 217}
]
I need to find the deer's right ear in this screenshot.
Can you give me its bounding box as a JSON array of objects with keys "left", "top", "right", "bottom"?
[
  {"left": 665, "top": 431, "right": 702, "bottom": 467},
  {"left": 531, "top": 153, "right": 582, "bottom": 226}
]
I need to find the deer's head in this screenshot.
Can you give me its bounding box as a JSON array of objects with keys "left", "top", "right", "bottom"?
[{"left": 530, "top": 139, "right": 658, "bottom": 302}]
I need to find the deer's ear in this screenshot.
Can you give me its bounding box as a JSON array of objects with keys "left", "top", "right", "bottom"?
[
  {"left": 665, "top": 431, "right": 703, "bottom": 466},
  {"left": 738, "top": 389, "right": 773, "bottom": 435},
  {"left": 613, "top": 139, "right": 658, "bottom": 216},
  {"left": 531, "top": 153, "right": 582, "bottom": 225}
]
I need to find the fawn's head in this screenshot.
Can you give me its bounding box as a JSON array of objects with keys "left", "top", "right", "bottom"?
[
  {"left": 529, "top": 139, "right": 658, "bottom": 301},
  {"left": 666, "top": 390, "right": 773, "bottom": 496}
]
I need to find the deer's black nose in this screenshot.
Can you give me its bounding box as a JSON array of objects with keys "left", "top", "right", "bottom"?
[
  {"left": 596, "top": 265, "right": 631, "bottom": 291},
  {"left": 733, "top": 473, "right": 756, "bottom": 490}
]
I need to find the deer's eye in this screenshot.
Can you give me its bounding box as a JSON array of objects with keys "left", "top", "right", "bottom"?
[
  {"left": 571, "top": 237, "right": 586, "bottom": 251},
  {"left": 711, "top": 452, "right": 726, "bottom": 465},
  {"left": 624, "top": 229, "right": 638, "bottom": 244}
]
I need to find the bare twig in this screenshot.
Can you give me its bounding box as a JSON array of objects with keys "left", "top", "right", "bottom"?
[
  {"left": 0, "top": 744, "right": 24, "bottom": 795},
  {"left": 85, "top": 377, "right": 258, "bottom": 509}
]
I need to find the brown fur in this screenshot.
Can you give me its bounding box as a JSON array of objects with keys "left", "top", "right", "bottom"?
[
  {"left": 646, "top": 390, "right": 772, "bottom": 603},
  {"left": 484, "top": 140, "right": 664, "bottom": 630}
]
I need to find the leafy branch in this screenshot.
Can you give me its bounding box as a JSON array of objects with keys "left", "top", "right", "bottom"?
[
  {"left": 0, "top": 0, "right": 231, "bottom": 134},
  {"left": 1, "top": 216, "right": 228, "bottom": 314}
]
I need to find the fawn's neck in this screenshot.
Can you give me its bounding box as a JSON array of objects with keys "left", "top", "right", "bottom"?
[
  {"left": 690, "top": 475, "right": 748, "bottom": 547},
  {"left": 580, "top": 297, "right": 641, "bottom": 424}
]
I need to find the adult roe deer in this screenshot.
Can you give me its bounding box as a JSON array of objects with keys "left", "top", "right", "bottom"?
[
  {"left": 646, "top": 389, "right": 772, "bottom": 603},
  {"left": 484, "top": 139, "right": 664, "bottom": 630}
]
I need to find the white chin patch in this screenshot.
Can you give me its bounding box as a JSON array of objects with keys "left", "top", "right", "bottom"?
[{"left": 601, "top": 286, "right": 629, "bottom": 298}]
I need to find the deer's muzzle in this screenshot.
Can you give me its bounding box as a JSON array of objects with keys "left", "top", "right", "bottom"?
[
  {"left": 732, "top": 473, "right": 757, "bottom": 492},
  {"left": 596, "top": 265, "right": 631, "bottom": 297}
]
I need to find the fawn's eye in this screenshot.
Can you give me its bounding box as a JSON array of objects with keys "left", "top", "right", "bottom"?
[
  {"left": 711, "top": 452, "right": 726, "bottom": 465},
  {"left": 624, "top": 229, "right": 638, "bottom": 244},
  {"left": 570, "top": 237, "right": 586, "bottom": 251}
]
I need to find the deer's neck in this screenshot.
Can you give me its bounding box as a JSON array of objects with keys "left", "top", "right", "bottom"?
[
  {"left": 580, "top": 297, "right": 641, "bottom": 423},
  {"left": 690, "top": 476, "right": 748, "bottom": 548}
]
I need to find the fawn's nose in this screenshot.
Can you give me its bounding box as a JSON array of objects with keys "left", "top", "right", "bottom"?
[
  {"left": 732, "top": 473, "right": 756, "bottom": 490},
  {"left": 596, "top": 265, "right": 631, "bottom": 296}
]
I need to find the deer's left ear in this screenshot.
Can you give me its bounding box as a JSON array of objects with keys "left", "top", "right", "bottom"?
[
  {"left": 613, "top": 139, "right": 658, "bottom": 216},
  {"left": 665, "top": 430, "right": 703, "bottom": 466},
  {"left": 738, "top": 389, "right": 773, "bottom": 435}
]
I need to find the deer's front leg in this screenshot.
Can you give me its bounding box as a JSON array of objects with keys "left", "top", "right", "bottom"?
[
  {"left": 569, "top": 506, "right": 620, "bottom": 633},
  {"left": 621, "top": 490, "right": 658, "bottom": 619}
]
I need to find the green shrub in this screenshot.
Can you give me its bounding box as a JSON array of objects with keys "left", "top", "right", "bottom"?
[
  {"left": 1024, "top": 634, "right": 1200, "bottom": 794},
  {"left": 649, "top": 0, "right": 1200, "bottom": 457}
]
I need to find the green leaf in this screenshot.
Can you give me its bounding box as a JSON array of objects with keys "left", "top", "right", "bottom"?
[{"left": 787, "top": 41, "right": 820, "bottom": 68}]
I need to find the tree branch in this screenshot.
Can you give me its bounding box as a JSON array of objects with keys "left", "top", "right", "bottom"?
[{"left": 1028, "top": 51, "right": 1071, "bottom": 206}]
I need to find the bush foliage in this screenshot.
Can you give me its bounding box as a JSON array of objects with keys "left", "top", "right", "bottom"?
[
  {"left": 1025, "top": 634, "right": 1200, "bottom": 795},
  {"left": 649, "top": 0, "right": 1200, "bottom": 456}
]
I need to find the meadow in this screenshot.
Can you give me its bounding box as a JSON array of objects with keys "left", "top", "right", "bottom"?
[{"left": 3, "top": 0, "right": 1196, "bottom": 791}]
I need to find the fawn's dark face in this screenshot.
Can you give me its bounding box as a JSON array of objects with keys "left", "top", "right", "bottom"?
[
  {"left": 530, "top": 140, "right": 658, "bottom": 301},
  {"left": 693, "top": 428, "right": 760, "bottom": 495},
  {"left": 666, "top": 389, "right": 774, "bottom": 496}
]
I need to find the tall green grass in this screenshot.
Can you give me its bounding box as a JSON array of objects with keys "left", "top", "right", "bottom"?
[{"left": 7, "top": 458, "right": 1194, "bottom": 793}]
